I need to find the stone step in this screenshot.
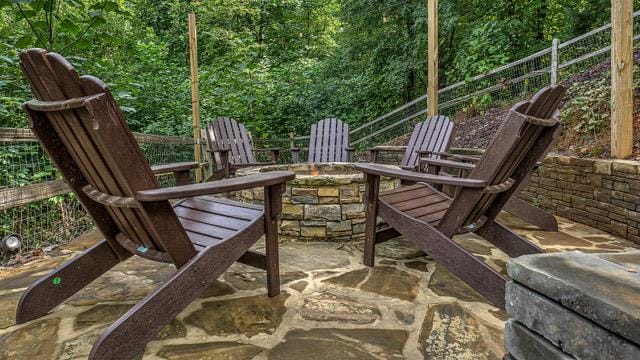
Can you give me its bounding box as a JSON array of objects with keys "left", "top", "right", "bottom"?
[
  {"left": 507, "top": 251, "right": 640, "bottom": 344},
  {"left": 506, "top": 282, "right": 640, "bottom": 360},
  {"left": 504, "top": 319, "right": 575, "bottom": 360}
]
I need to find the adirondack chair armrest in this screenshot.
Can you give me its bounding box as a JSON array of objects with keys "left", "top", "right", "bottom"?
[
  {"left": 151, "top": 162, "right": 200, "bottom": 186},
  {"left": 422, "top": 151, "right": 481, "bottom": 163},
  {"left": 150, "top": 162, "right": 199, "bottom": 175},
  {"left": 136, "top": 171, "right": 296, "bottom": 201},
  {"left": 253, "top": 148, "right": 281, "bottom": 163},
  {"left": 416, "top": 150, "right": 480, "bottom": 163},
  {"left": 400, "top": 165, "right": 418, "bottom": 171},
  {"left": 419, "top": 158, "right": 476, "bottom": 171},
  {"left": 368, "top": 146, "right": 407, "bottom": 153},
  {"left": 354, "top": 163, "right": 487, "bottom": 188}
]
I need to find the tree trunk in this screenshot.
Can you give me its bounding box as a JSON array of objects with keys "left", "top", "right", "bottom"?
[{"left": 405, "top": 10, "right": 416, "bottom": 102}]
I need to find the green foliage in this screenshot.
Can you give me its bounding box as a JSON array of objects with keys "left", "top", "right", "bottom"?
[
  {"left": 0, "top": 0, "right": 624, "bottom": 137},
  {"left": 562, "top": 77, "right": 611, "bottom": 139}
]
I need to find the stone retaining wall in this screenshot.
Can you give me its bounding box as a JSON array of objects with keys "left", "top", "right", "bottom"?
[{"left": 522, "top": 156, "right": 640, "bottom": 244}]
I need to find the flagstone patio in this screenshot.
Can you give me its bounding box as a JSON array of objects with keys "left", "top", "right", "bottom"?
[{"left": 0, "top": 213, "right": 638, "bottom": 360}]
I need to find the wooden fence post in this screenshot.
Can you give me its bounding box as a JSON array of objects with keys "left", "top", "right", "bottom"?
[
  {"left": 188, "top": 12, "right": 203, "bottom": 182},
  {"left": 551, "top": 38, "right": 559, "bottom": 86},
  {"left": 611, "top": 0, "right": 634, "bottom": 159},
  {"left": 427, "top": 0, "right": 438, "bottom": 116}
]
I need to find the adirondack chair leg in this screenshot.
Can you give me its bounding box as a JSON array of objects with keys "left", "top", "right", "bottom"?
[
  {"left": 173, "top": 170, "right": 192, "bottom": 186},
  {"left": 379, "top": 204, "right": 508, "bottom": 308},
  {"left": 269, "top": 149, "right": 280, "bottom": 164},
  {"left": 264, "top": 184, "right": 284, "bottom": 297},
  {"left": 475, "top": 220, "right": 544, "bottom": 258},
  {"left": 220, "top": 150, "right": 231, "bottom": 178},
  {"left": 290, "top": 148, "right": 300, "bottom": 163},
  {"left": 89, "top": 228, "right": 263, "bottom": 360},
  {"left": 374, "top": 227, "right": 401, "bottom": 245},
  {"left": 205, "top": 168, "right": 227, "bottom": 182},
  {"left": 363, "top": 174, "right": 381, "bottom": 267},
  {"left": 16, "top": 239, "right": 127, "bottom": 324},
  {"left": 368, "top": 149, "right": 378, "bottom": 163},
  {"left": 504, "top": 197, "right": 558, "bottom": 231}
]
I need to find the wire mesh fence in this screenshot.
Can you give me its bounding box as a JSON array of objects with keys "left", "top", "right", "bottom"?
[
  {"left": 344, "top": 10, "right": 640, "bottom": 149},
  {"left": 1, "top": 129, "right": 194, "bottom": 263}
]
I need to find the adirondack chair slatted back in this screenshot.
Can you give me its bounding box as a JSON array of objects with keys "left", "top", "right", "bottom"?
[
  {"left": 20, "top": 49, "right": 196, "bottom": 267},
  {"left": 206, "top": 118, "right": 256, "bottom": 169},
  {"left": 401, "top": 116, "right": 454, "bottom": 168},
  {"left": 307, "top": 118, "right": 349, "bottom": 163},
  {"left": 438, "top": 86, "right": 565, "bottom": 236}
]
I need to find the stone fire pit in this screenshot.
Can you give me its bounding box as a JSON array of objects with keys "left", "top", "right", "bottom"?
[{"left": 236, "top": 163, "right": 400, "bottom": 241}]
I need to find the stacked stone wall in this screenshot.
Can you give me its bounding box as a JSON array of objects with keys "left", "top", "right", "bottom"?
[{"left": 522, "top": 156, "right": 640, "bottom": 244}]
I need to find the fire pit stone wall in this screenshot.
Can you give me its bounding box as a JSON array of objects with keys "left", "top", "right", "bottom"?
[{"left": 236, "top": 163, "right": 399, "bottom": 241}]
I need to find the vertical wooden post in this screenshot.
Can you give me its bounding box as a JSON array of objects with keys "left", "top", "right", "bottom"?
[
  {"left": 427, "top": 0, "right": 439, "bottom": 116},
  {"left": 550, "top": 38, "right": 559, "bottom": 86},
  {"left": 188, "top": 12, "right": 203, "bottom": 182},
  {"left": 611, "top": 0, "right": 634, "bottom": 159}
]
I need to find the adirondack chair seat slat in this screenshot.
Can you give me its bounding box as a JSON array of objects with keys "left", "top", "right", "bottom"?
[{"left": 381, "top": 184, "right": 452, "bottom": 223}]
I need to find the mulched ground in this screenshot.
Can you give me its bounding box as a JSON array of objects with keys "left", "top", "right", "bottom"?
[{"left": 444, "top": 51, "right": 640, "bottom": 158}]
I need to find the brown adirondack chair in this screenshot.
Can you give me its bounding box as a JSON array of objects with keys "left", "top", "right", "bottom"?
[
  {"left": 369, "top": 116, "right": 559, "bottom": 232},
  {"left": 205, "top": 117, "right": 281, "bottom": 179},
  {"left": 356, "top": 86, "right": 565, "bottom": 309},
  {"left": 291, "top": 117, "right": 354, "bottom": 163},
  {"left": 17, "top": 49, "right": 295, "bottom": 360},
  {"left": 368, "top": 115, "right": 454, "bottom": 170},
  {"left": 418, "top": 140, "right": 561, "bottom": 232}
]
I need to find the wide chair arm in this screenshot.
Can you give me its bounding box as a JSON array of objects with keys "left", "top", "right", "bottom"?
[
  {"left": 151, "top": 161, "right": 200, "bottom": 186},
  {"left": 417, "top": 150, "right": 480, "bottom": 163},
  {"left": 419, "top": 158, "right": 476, "bottom": 171},
  {"left": 253, "top": 147, "right": 281, "bottom": 163},
  {"left": 151, "top": 162, "right": 199, "bottom": 175},
  {"left": 355, "top": 163, "right": 486, "bottom": 188},
  {"left": 137, "top": 171, "right": 295, "bottom": 201}
]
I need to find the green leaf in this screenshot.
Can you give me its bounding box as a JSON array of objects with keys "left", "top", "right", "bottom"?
[
  {"left": 65, "top": 0, "right": 84, "bottom": 8},
  {"left": 102, "top": 1, "right": 119, "bottom": 12},
  {"left": 32, "top": 20, "right": 48, "bottom": 31},
  {"left": 0, "top": 56, "right": 14, "bottom": 65},
  {"left": 98, "top": 32, "right": 116, "bottom": 43},
  {"left": 59, "top": 18, "right": 80, "bottom": 33},
  {"left": 74, "top": 37, "right": 91, "bottom": 49},
  {"left": 29, "top": 0, "right": 47, "bottom": 11},
  {"left": 16, "top": 34, "right": 33, "bottom": 48}
]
